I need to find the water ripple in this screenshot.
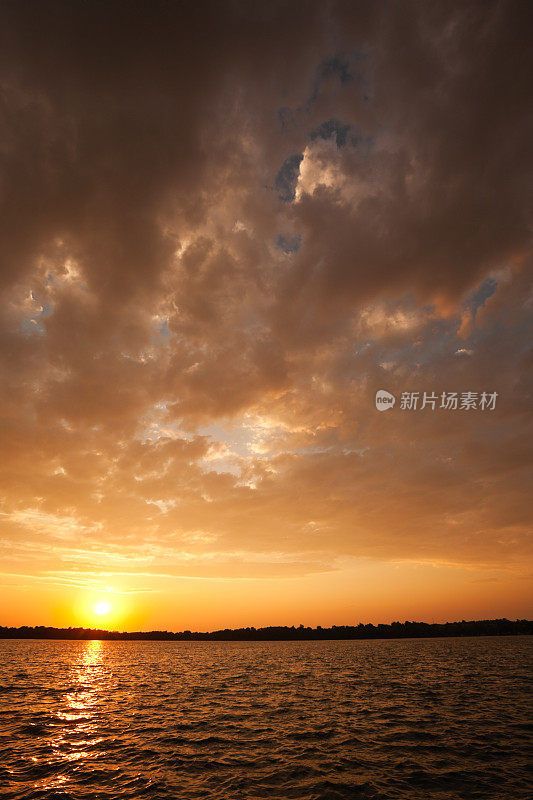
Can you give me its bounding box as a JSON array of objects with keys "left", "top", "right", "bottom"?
[{"left": 0, "top": 637, "right": 531, "bottom": 799}]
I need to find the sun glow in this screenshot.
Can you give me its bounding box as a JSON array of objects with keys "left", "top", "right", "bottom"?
[
  {"left": 72, "top": 588, "right": 129, "bottom": 629},
  {"left": 93, "top": 600, "right": 111, "bottom": 617}
]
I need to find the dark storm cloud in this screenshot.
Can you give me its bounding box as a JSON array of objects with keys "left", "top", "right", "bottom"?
[{"left": 0, "top": 0, "right": 326, "bottom": 296}]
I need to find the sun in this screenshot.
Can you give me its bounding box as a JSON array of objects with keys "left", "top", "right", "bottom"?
[
  {"left": 76, "top": 589, "right": 125, "bottom": 628},
  {"left": 93, "top": 600, "right": 111, "bottom": 617}
]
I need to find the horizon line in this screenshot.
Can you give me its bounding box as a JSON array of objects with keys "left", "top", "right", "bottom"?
[{"left": 1, "top": 618, "right": 531, "bottom": 641}]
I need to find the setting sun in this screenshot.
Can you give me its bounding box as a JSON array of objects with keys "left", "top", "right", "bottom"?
[
  {"left": 72, "top": 591, "right": 128, "bottom": 629},
  {"left": 93, "top": 600, "right": 111, "bottom": 617}
]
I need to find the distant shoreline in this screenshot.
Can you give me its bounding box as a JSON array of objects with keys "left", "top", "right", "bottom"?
[{"left": 1, "top": 618, "right": 531, "bottom": 641}]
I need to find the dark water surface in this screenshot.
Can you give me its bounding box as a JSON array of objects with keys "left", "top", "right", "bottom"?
[{"left": 0, "top": 637, "right": 531, "bottom": 799}]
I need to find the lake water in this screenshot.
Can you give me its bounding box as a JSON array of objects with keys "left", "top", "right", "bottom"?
[{"left": 0, "top": 637, "right": 531, "bottom": 799}]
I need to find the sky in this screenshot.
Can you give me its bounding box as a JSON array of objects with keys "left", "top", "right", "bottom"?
[{"left": 0, "top": 0, "right": 531, "bottom": 631}]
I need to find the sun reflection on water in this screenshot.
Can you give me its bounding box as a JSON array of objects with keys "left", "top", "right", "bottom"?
[
  {"left": 38, "top": 641, "right": 107, "bottom": 791},
  {"left": 57, "top": 640, "right": 103, "bottom": 720}
]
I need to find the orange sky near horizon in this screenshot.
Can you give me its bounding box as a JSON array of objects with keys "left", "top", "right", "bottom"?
[
  {"left": 1, "top": 560, "right": 532, "bottom": 632},
  {"left": 1, "top": 2, "right": 531, "bottom": 632}
]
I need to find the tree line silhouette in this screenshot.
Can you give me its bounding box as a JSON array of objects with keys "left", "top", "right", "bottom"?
[{"left": 0, "top": 618, "right": 530, "bottom": 641}]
